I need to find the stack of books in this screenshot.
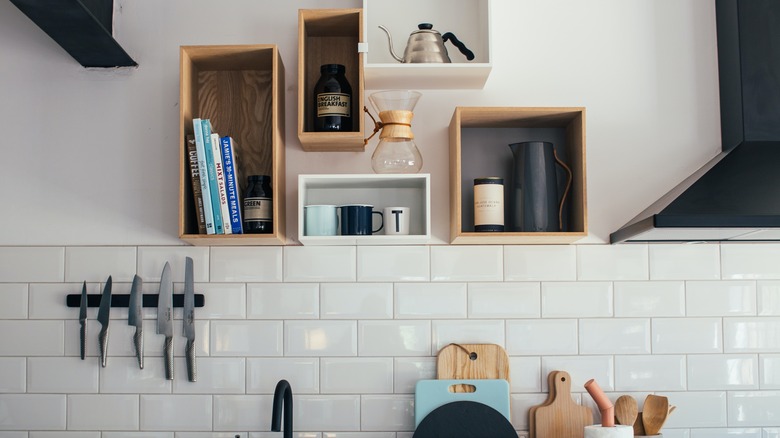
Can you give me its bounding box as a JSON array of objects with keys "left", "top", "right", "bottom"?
[{"left": 186, "top": 118, "right": 243, "bottom": 235}]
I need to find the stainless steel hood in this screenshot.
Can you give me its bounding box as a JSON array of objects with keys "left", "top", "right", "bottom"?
[{"left": 611, "top": 0, "right": 780, "bottom": 243}]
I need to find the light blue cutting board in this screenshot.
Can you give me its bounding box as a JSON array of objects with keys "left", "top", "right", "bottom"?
[{"left": 414, "top": 379, "right": 511, "bottom": 427}]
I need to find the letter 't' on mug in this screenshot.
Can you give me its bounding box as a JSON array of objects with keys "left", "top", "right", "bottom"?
[
  {"left": 384, "top": 207, "right": 410, "bottom": 235},
  {"left": 304, "top": 205, "right": 339, "bottom": 236},
  {"left": 339, "top": 204, "right": 383, "bottom": 235}
]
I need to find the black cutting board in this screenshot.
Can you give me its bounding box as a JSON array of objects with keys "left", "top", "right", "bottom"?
[{"left": 412, "top": 401, "right": 517, "bottom": 438}]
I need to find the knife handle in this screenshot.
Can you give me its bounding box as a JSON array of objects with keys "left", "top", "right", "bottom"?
[
  {"left": 99, "top": 326, "right": 109, "bottom": 368},
  {"left": 163, "top": 336, "right": 174, "bottom": 380},
  {"left": 186, "top": 339, "right": 197, "bottom": 382},
  {"left": 80, "top": 321, "right": 86, "bottom": 360},
  {"left": 134, "top": 327, "right": 144, "bottom": 369}
]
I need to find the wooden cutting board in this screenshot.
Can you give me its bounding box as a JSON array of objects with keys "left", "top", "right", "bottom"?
[
  {"left": 437, "top": 343, "right": 510, "bottom": 392},
  {"left": 529, "top": 370, "right": 558, "bottom": 438},
  {"left": 533, "top": 370, "right": 593, "bottom": 438}
]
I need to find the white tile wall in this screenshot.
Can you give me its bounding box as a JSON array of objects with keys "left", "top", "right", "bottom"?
[
  {"left": 394, "top": 283, "right": 466, "bottom": 318},
  {"left": 320, "top": 283, "right": 393, "bottom": 319},
  {"left": 67, "top": 394, "right": 139, "bottom": 430},
  {"left": 504, "top": 245, "right": 576, "bottom": 281},
  {"left": 686, "top": 281, "right": 757, "bottom": 316},
  {"left": 541, "top": 282, "right": 613, "bottom": 317},
  {"left": 614, "top": 281, "right": 685, "bottom": 317},
  {"left": 210, "top": 247, "right": 283, "bottom": 282},
  {"left": 0, "top": 284, "right": 28, "bottom": 319},
  {"left": 357, "top": 246, "right": 430, "bottom": 282},
  {"left": 65, "top": 246, "right": 137, "bottom": 282},
  {"left": 247, "top": 283, "right": 318, "bottom": 319},
  {"left": 2, "top": 243, "right": 780, "bottom": 435},
  {"left": 0, "top": 358, "right": 25, "bottom": 393},
  {"left": 649, "top": 244, "right": 720, "bottom": 280},
  {"left": 430, "top": 246, "right": 503, "bottom": 281},
  {"left": 467, "top": 282, "right": 540, "bottom": 318}
]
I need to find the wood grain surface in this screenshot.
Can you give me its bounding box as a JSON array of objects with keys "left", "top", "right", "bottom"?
[
  {"left": 436, "top": 343, "right": 510, "bottom": 393},
  {"left": 533, "top": 370, "right": 593, "bottom": 438}
]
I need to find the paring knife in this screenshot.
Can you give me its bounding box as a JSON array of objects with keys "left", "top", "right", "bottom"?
[
  {"left": 79, "top": 281, "right": 87, "bottom": 360},
  {"left": 128, "top": 275, "right": 144, "bottom": 369},
  {"left": 183, "top": 257, "right": 197, "bottom": 382},
  {"left": 157, "top": 262, "right": 174, "bottom": 380},
  {"left": 96, "top": 276, "right": 113, "bottom": 368}
]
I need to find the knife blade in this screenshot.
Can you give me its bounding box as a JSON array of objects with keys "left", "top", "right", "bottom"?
[
  {"left": 183, "top": 257, "right": 196, "bottom": 382},
  {"left": 157, "top": 262, "right": 174, "bottom": 380},
  {"left": 96, "top": 276, "right": 112, "bottom": 368},
  {"left": 128, "top": 275, "right": 144, "bottom": 369},
  {"left": 79, "top": 281, "right": 87, "bottom": 360}
]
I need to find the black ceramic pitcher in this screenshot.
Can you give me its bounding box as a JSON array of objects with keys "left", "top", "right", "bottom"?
[{"left": 508, "top": 141, "right": 572, "bottom": 232}]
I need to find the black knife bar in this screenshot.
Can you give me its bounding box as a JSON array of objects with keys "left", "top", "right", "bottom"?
[{"left": 66, "top": 294, "right": 204, "bottom": 308}]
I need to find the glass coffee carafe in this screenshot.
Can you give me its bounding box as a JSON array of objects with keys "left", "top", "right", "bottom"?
[{"left": 366, "top": 90, "right": 423, "bottom": 174}]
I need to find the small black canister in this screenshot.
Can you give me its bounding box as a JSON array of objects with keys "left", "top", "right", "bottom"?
[
  {"left": 243, "top": 175, "right": 273, "bottom": 234},
  {"left": 313, "top": 64, "right": 352, "bottom": 132},
  {"left": 474, "top": 177, "right": 504, "bottom": 232}
]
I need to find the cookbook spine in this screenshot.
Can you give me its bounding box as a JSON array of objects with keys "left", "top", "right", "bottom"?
[
  {"left": 186, "top": 135, "right": 207, "bottom": 234},
  {"left": 211, "top": 132, "right": 232, "bottom": 234},
  {"left": 192, "top": 118, "right": 215, "bottom": 234},
  {"left": 220, "top": 136, "right": 243, "bottom": 234},
  {"left": 201, "top": 120, "right": 224, "bottom": 234}
]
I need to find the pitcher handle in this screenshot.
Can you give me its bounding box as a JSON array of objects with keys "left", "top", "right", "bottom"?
[{"left": 553, "top": 149, "right": 573, "bottom": 232}]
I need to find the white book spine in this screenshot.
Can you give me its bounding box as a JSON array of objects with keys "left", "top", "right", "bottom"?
[{"left": 211, "top": 133, "right": 232, "bottom": 234}]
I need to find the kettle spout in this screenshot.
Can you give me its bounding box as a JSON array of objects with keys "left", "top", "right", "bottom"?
[{"left": 378, "top": 25, "right": 404, "bottom": 63}]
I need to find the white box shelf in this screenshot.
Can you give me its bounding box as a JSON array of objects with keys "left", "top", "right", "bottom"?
[
  {"left": 298, "top": 174, "right": 431, "bottom": 245},
  {"left": 363, "top": 0, "right": 492, "bottom": 89}
]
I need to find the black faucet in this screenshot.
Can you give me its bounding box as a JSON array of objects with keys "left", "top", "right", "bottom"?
[{"left": 271, "top": 379, "right": 293, "bottom": 438}]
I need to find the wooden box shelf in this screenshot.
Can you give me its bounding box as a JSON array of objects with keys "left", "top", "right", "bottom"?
[
  {"left": 298, "top": 9, "right": 365, "bottom": 152},
  {"left": 449, "top": 107, "right": 588, "bottom": 244},
  {"left": 179, "top": 45, "right": 286, "bottom": 246},
  {"left": 298, "top": 174, "right": 431, "bottom": 245},
  {"left": 363, "top": 0, "right": 492, "bottom": 89}
]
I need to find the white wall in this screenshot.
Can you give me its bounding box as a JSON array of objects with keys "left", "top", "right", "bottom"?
[
  {"left": 3, "top": 1, "right": 777, "bottom": 437},
  {"left": 0, "top": 0, "right": 722, "bottom": 245}
]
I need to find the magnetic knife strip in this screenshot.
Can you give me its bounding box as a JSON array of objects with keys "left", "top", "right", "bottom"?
[{"left": 66, "top": 294, "right": 204, "bottom": 308}]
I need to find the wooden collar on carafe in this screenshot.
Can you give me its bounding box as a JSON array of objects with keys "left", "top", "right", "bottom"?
[{"left": 363, "top": 107, "right": 414, "bottom": 144}]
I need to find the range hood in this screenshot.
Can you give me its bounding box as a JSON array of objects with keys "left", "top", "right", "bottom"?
[{"left": 611, "top": 0, "right": 780, "bottom": 243}]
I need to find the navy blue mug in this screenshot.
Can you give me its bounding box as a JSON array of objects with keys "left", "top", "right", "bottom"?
[{"left": 339, "top": 204, "right": 384, "bottom": 235}]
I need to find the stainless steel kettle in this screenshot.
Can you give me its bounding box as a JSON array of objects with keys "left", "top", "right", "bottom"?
[{"left": 378, "top": 23, "right": 475, "bottom": 63}]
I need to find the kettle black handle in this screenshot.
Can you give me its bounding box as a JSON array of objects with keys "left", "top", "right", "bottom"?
[{"left": 442, "top": 32, "right": 475, "bottom": 61}]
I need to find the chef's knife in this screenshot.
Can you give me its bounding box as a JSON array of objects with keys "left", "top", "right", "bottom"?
[
  {"left": 128, "top": 275, "right": 144, "bottom": 369},
  {"left": 96, "top": 276, "right": 112, "bottom": 368},
  {"left": 157, "top": 262, "right": 174, "bottom": 380},
  {"left": 183, "top": 257, "right": 196, "bottom": 382},
  {"left": 79, "top": 281, "right": 87, "bottom": 360}
]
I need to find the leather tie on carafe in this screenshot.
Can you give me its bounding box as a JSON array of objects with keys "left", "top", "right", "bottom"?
[{"left": 363, "top": 106, "right": 413, "bottom": 145}]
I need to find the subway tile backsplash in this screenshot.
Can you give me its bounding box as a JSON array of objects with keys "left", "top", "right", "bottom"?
[{"left": 1, "top": 244, "right": 780, "bottom": 436}]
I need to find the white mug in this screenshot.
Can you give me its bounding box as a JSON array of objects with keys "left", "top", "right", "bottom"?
[{"left": 384, "top": 207, "right": 410, "bottom": 235}]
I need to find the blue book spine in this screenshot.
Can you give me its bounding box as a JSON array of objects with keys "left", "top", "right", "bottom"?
[
  {"left": 220, "top": 136, "right": 243, "bottom": 234},
  {"left": 201, "top": 120, "right": 224, "bottom": 234},
  {"left": 192, "top": 118, "right": 215, "bottom": 234}
]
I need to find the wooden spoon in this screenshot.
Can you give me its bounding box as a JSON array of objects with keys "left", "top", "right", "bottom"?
[
  {"left": 614, "top": 395, "right": 638, "bottom": 427},
  {"left": 642, "top": 394, "right": 670, "bottom": 435},
  {"left": 633, "top": 412, "right": 646, "bottom": 435}
]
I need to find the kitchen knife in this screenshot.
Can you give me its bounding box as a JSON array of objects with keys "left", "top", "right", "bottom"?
[
  {"left": 157, "top": 262, "right": 174, "bottom": 380},
  {"left": 79, "top": 281, "right": 87, "bottom": 360},
  {"left": 128, "top": 275, "right": 144, "bottom": 369},
  {"left": 96, "top": 276, "right": 112, "bottom": 368},
  {"left": 183, "top": 257, "right": 196, "bottom": 382}
]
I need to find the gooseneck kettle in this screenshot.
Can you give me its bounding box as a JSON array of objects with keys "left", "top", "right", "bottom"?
[{"left": 378, "top": 23, "right": 475, "bottom": 63}]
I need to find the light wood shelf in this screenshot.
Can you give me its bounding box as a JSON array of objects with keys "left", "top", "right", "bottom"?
[
  {"left": 298, "top": 9, "right": 365, "bottom": 152},
  {"left": 449, "top": 107, "right": 588, "bottom": 244},
  {"left": 179, "top": 45, "right": 286, "bottom": 245}
]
